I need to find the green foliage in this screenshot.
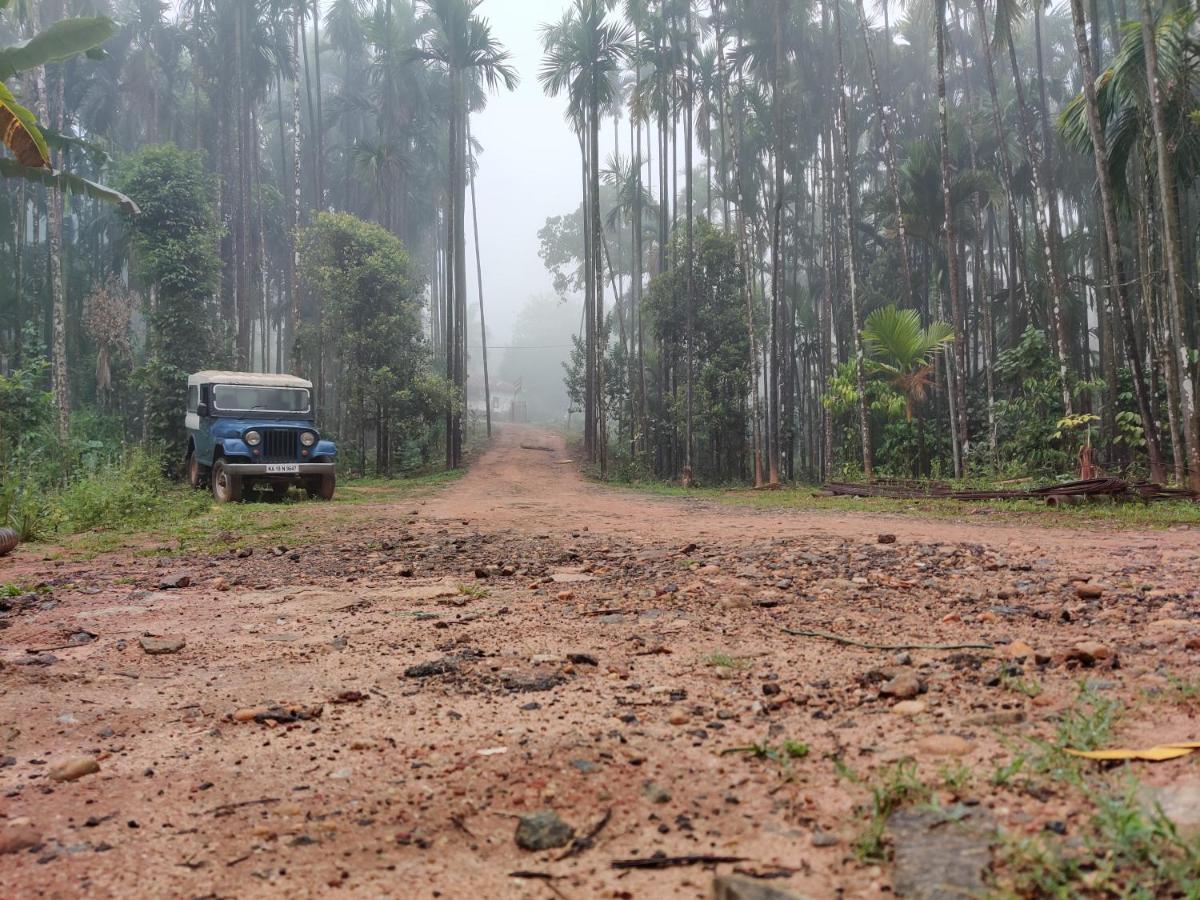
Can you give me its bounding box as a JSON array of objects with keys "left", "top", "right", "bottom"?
[
  {"left": 990, "top": 328, "right": 1072, "bottom": 476},
  {"left": 0, "top": 16, "right": 117, "bottom": 80},
  {"left": 298, "top": 212, "right": 447, "bottom": 473},
  {"left": 642, "top": 220, "right": 751, "bottom": 481},
  {"left": 861, "top": 304, "right": 954, "bottom": 421},
  {"left": 116, "top": 145, "right": 222, "bottom": 455},
  {"left": 55, "top": 449, "right": 181, "bottom": 532},
  {"left": 853, "top": 760, "right": 933, "bottom": 861}
]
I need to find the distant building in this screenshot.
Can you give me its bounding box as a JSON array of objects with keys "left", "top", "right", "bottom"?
[{"left": 466, "top": 379, "right": 527, "bottom": 422}]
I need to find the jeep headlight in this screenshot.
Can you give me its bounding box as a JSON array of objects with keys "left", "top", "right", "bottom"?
[
  {"left": 300, "top": 431, "right": 317, "bottom": 447},
  {"left": 244, "top": 430, "right": 261, "bottom": 447}
]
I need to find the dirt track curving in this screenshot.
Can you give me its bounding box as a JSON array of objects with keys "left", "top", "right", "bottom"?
[{"left": 2, "top": 424, "right": 1198, "bottom": 898}]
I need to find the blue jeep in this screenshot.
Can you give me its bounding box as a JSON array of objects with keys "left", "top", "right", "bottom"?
[{"left": 185, "top": 371, "right": 338, "bottom": 503}]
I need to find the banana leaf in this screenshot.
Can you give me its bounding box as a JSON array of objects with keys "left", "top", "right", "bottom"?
[
  {"left": 0, "top": 157, "right": 139, "bottom": 215},
  {"left": 0, "top": 81, "right": 49, "bottom": 168},
  {"left": 0, "top": 17, "right": 116, "bottom": 81}
]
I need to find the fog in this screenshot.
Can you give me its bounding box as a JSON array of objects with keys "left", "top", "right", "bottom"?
[{"left": 467, "top": 0, "right": 579, "bottom": 421}]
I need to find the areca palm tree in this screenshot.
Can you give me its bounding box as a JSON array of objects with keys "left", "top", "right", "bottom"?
[
  {"left": 862, "top": 304, "right": 954, "bottom": 422},
  {"left": 540, "top": 0, "right": 630, "bottom": 475},
  {"left": 413, "top": 0, "right": 516, "bottom": 468}
]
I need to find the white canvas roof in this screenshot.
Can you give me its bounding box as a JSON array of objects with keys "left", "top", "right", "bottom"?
[{"left": 188, "top": 371, "right": 312, "bottom": 389}]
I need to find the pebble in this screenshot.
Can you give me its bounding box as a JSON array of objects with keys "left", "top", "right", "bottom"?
[
  {"left": 0, "top": 825, "right": 42, "bottom": 855},
  {"left": 891, "top": 700, "right": 927, "bottom": 716},
  {"left": 49, "top": 756, "right": 100, "bottom": 782},
  {"left": 1075, "top": 583, "right": 1104, "bottom": 600},
  {"left": 880, "top": 672, "right": 923, "bottom": 700},
  {"left": 139, "top": 636, "right": 186, "bottom": 655},
  {"left": 1068, "top": 641, "right": 1113, "bottom": 666},
  {"left": 159, "top": 574, "right": 192, "bottom": 589},
  {"left": 1005, "top": 640, "right": 1035, "bottom": 661},
  {"left": 916, "top": 734, "right": 972, "bottom": 757},
  {"left": 514, "top": 810, "right": 574, "bottom": 851}
]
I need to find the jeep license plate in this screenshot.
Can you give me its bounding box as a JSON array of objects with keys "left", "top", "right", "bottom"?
[{"left": 266, "top": 464, "right": 299, "bottom": 475}]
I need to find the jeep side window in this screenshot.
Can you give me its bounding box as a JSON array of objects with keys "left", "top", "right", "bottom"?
[{"left": 188, "top": 386, "right": 199, "bottom": 414}]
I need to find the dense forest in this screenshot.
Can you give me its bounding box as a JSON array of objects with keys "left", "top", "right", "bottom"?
[
  {"left": 538, "top": 0, "right": 1200, "bottom": 490},
  {"left": 2, "top": 0, "right": 1199, "bottom": 519}
]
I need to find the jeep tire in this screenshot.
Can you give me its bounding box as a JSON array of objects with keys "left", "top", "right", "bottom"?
[
  {"left": 211, "top": 459, "right": 243, "bottom": 503},
  {"left": 305, "top": 473, "right": 336, "bottom": 501}
]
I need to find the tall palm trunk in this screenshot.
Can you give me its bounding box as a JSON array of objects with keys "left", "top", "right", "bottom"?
[
  {"left": 767, "top": 0, "right": 784, "bottom": 485},
  {"left": 290, "top": 7, "right": 303, "bottom": 369},
  {"left": 1068, "top": 0, "right": 1166, "bottom": 482},
  {"left": 311, "top": 0, "right": 325, "bottom": 210},
  {"left": 712, "top": 0, "right": 763, "bottom": 485},
  {"left": 37, "top": 61, "right": 68, "bottom": 442},
  {"left": 853, "top": 0, "right": 915, "bottom": 308},
  {"left": 936, "top": 0, "right": 968, "bottom": 472},
  {"left": 467, "top": 117, "right": 492, "bottom": 438},
  {"left": 684, "top": 5, "right": 695, "bottom": 479},
  {"left": 833, "top": 0, "right": 872, "bottom": 477},
  {"left": 1141, "top": 0, "right": 1200, "bottom": 489},
  {"left": 591, "top": 73, "right": 606, "bottom": 476},
  {"left": 999, "top": 18, "right": 1073, "bottom": 417}
]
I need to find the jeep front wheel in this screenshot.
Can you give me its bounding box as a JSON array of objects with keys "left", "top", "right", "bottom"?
[
  {"left": 211, "top": 459, "right": 243, "bottom": 503},
  {"left": 305, "top": 473, "right": 336, "bottom": 501}
]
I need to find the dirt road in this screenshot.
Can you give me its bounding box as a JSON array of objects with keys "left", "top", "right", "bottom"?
[{"left": 2, "top": 425, "right": 1198, "bottom": 898}]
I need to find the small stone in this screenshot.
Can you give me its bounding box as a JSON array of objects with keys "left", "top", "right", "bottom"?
[
  {"left": 0, "top": 825, "right": 42, "bottom": 855},
  {"left": 810, "top": 828, "right": 840, "bottom": 847},
  {"left": 1075, "top": 583, "right": 1104, "bottom": 600},
  {"left": 1005, "top": 640, "right": 1035, "bottom": 661},
  {"left": 1068, "top": 641, "right": 1112, "bottom": 666},
  {"left": 159, "top": 574, "right": 191, "bottom": 589},
  {"left": 762, "top": 682, "right": 781, "bottom": 697},
  {"left": 49, "top": 756, "right": 100, "bottom": 782},
  {"left": 566, "top": 653, "right": 598, "bottom": 666},
  {"left": 877, "top": 533, "right": 897, "bottom": 544},
  {"left": 643, "top": 781, "right": 671, "bottom": 803},
  {"left": 139, "top": 636, "right": 185, "bottom": 655},
  {"left": 891, "top": 700, "right": 927, "bottom": 716},
  {"left": 916, "top": 734, "right": 972, "bottom": 757},
  {"left": 712, "top": 874, "right": 809, "bottom": 900},
  {"left": 514, "top": 810, "right": 574, "bottom": 851},
  {"left": 212, "top": 577, "right": 230, "bottom": 592},
  {"left": 880, "top": 672, "right": 923, "bottom": 700},
  {"left": 668, "top": 711, "right": 690, "bottom": 725}
]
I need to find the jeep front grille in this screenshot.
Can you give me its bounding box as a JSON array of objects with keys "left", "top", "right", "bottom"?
[{"left": 261, "top": 429, "right": 299, "bottom": 462}]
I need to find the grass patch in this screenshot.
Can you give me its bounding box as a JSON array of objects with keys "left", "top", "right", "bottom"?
[
  {"left": 457, "top": 583, "right": 490, "bottom": 599},
  {"left": 702, "top": 650, "right": 752, "bottom": 670},
  {"left": 852, "top": 760, "right": 934, "bottom": 862},
  {"left": 995, "top": 788, "right": 1200, "bottom": 898},
  {"left": 36, "top": 466, "right": 463, "bottom": 559},
  {"left": 611, "top": 480, "right": 1200, "bottom": 530}
]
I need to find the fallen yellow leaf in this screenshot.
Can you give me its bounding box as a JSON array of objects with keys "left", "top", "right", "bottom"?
[{"left": 1066, "top": 745, "right": 1196, "bottom": 762}]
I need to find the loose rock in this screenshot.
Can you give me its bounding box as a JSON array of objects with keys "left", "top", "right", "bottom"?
[
  {"left": 139, "top": 636, "right": 185, "bottom": 655},
  {"left": 49, "top": 756, "right": 100, "bottom": 782},
  {"left": 514, "top": 810, "right": 574, "bottom": 851}
]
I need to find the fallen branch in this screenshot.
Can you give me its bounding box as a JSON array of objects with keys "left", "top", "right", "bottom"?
[
  {"left": 204, "top": 798, "right": 280, "bottom": 818},
  {"left": 557, "top": 807, "right": 612, "bottom": 860},
  {"left": 611, "top": 853, "right": 748, "bottom": 870},
  {"left": 782, "top": 628, "right": 992, "bottom": 652},
  {"left": 520, "top": 443, "right": 555, "bottom": 452}
]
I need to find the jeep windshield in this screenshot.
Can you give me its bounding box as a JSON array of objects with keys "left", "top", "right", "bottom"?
[{"left": 212, "top": 384, "right": 311, "bottom": 415}]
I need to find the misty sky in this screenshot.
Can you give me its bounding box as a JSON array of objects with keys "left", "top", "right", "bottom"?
[{"left": 467, "top": 0, "right": 578, "bottom": 353}]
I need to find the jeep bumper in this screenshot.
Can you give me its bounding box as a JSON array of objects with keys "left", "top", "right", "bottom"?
[{"left": 221, "top": 463, "right": 336, "bottom": 476}]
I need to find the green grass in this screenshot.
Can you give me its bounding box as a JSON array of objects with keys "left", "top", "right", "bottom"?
[
  {"left": 611, "top": 480, "right": 1200, "bottom": 530},
  {"left": 852, "top": 760, "right": 934, "bottom": 862},
  {"left": 702, "top": 650, "right": 752, "bottom": 670},
  {"left": 40, "top": 468, "right": 463, "bottom": 559},
  {"left": 457, "top": 583, "right": 490, "bottom": 599}
]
